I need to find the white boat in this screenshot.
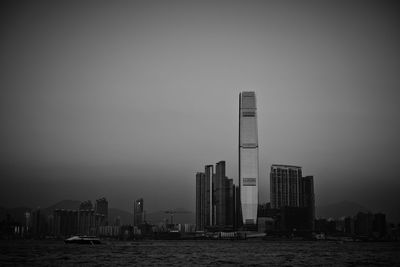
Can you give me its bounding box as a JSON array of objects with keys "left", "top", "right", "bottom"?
[{"left": 64, "top": 236, "right": 101, "bottom": 244}]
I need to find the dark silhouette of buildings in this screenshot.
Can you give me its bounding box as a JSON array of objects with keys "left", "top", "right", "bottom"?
[
  {"left": 53, "top": 209, "right": 78, "bottom": 237},
  {"left": 31, "top": 208, "right": 47, "bottom": 238},
  {"left": 315, "top": 212, "right": 388, "bottom": 240},
  {"left": 196, "top": 161, "right": 236, "bottom": 231},
  {"left": 134, "top": 198, "right": 144, "bottom": 227},
  {"left": 51, "top": 199, "right": 107, "bottom": 237},
  {"left": 78, "top": 200, "right": 94, "bottom": 235},
  {"left": 95, "top": 198, "right": 108, "bottom": 226},
  {"left": 268, "top": 165, "right": 315, "bottom": 232},
  {"left": 196, "top": 171, "right": 206, "bottom": 230},
  {"left": 214, "top": 161, "right": 234, "bottom": 227}
]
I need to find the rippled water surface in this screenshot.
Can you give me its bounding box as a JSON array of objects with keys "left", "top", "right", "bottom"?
[{"left": 1, "top": 240, "right": 399, "bottom": 266}]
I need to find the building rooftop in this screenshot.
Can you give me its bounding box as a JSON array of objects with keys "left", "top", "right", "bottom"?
[{"left": 271, "top": 164, "right": 302, "bottom": 169}]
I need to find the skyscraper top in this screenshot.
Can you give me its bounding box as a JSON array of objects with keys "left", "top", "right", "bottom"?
[
  {"left": 241, "top": 91, "right": 255, "bottom": 96},
  {"left": 271, "top": 164, "right": 302, "bottom": 169},
  {"left": 239, "top": 91, "right": 256, "bottom": 110}
]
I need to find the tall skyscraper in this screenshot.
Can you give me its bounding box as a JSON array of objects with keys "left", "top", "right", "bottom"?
[
  {"left": 239, "top": 91, "right": 259, "bottom": 226},
  {"left": 134, "top": 198, "right": 144, "bottom": 227},
  {"left": 196, "top": 172, "right": 204, "bottom": 230},
  {"left": 195, "top": 165, "right": 213, "bottom": 231},
  {"left": 300, "top": 175, "right": 315, "bottom": 229},
  {"left": 205, "top": 165, "right": 213, "bottom": 226},
  {"left": 195, "top": 171, "right": 209, "bottom": 230},
  {"left": 214, "top": 161, "right": 226, "bottom": 226}
]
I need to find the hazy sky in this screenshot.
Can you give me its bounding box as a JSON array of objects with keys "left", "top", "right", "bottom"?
[{"left": 1, "top": 0, "right": 399, "bottom": 221}]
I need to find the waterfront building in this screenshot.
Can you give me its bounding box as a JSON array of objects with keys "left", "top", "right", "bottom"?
[
  {"left": 77, "top": 200, "right": 105, "bottom": 235},
  {"left": 300, "top": 175, "right": 315, "bottom": 229},
  {"left": 270, "top": 165, "right": 303, "bottom": 208},
  {"left": 239, "top": 91, "right": 259, "bottom": 226},
  {"left": 234, "top": 186, "right": 242, "bottom": 229},
  {"left": 373, "top": 213, "right": 387, "bottom": 238},
  {"left": 196, "top": 165, "right": 214, "bottom": 230},
  {"left": 98, "top": 225, "right": 120, "bottom": 237},
  {"left": 213, "top": 161, "right": 234, "bottom": 227},
  {"left": 355, "top": 212, "right": 374, "bottom": 236},
  {"left": 205, "top": 165, "right": 213, "bottom": 227},
  {"left": 53, "top": 209, "right": 78, "bottom": 237},
  {"left": 196, "top": 172, "right": 206, "bottom": 230},
  {"left": 214, "top": 161, "right": 226, "bottom": 226},
  {"left": 31, "top": 208, "right": 45, "bottom": 238},
  {"left": 78, "top": 209, "right": 94, "bottom": 235},
  {"left": 270, "top": 165, "right": 315, "bottom": 231}
]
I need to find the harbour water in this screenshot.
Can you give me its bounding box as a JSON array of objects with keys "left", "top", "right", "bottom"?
[{"left": 1, "top": 240, "right": 399, "bottom": 266}]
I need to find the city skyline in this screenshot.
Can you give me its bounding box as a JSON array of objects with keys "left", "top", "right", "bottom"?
[{"left": 1, "top": 0, "right": 399, "bottom": 222}]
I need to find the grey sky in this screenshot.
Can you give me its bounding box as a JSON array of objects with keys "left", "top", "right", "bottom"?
[{"left": 1, "top": 0, "right": 399, "bottom": 221}]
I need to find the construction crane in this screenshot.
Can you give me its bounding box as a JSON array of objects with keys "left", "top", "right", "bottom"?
[{"left": 164, "top": 210, "right": 191, "bottom": 225}]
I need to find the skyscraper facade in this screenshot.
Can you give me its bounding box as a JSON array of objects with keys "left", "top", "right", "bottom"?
[
  {"left": 214, "top": 161, "right": 226, "bottom": 226},
  {"left": 204, "top": 165, "right": 213, "bottom": 226},
  {"left": 195, "top": 171, "right": 209, "bottom": 230},
  {"left": 213, "top": 161, "right": 235, "bottom": 227},
  {"left": 195, "top": 172, "right": 203, "bottom": 230},
  {"left": 270, "top": 165, "right": 303, "bottom": 208},
  {"left": 95, "top": 197, "right": 108, "bottom": 226},
  {"left": 196, "top": 172, "right": 203, "bottom": 230},
  {"left": 239, "top": 91, "right": 259, "bottom": 226},
  {"left": 78, "top": 200, "right": 94, "bottom": 235},
  {"left": 270, "top": 165, "right": 315, "bottom": 230}
]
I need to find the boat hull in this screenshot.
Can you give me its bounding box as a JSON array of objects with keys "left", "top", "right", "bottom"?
[{"left": 64, "top": 236, "right": 101, "bottom": 244}]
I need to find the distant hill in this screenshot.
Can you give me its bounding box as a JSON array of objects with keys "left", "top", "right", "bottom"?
[{"left": 316, "top": 200, "right": 370, "bottom": 219}]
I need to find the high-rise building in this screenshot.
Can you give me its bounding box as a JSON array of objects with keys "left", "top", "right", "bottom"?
[
  {"left": 214, "top": 161, "right": 226, "bottom": 226},
  {"left": 270, "top": 165, "right": 315, "bottom": 231},
  {"left": 196, "top": 161, "right": 235, "bottom": 230},
  {"left": 204, "top": 165, "right": 213, "bottom": 227},
  {"left": 195, "top": 165, "right": 213, "bottom": 230},
  {"left": 78, "top": 201, "right": 95, "bottom": 235},
  {"left": 196, "top": 172, "right": 204, "bottom": 230},
  {"left": 95, "top": 197, "right": 108, "bottom": 226},
  {"left": 213, "top": 161, "right": 236, "bottom": 228},
  {"left": 239, "top": 91, "right": 259, "bottom": 226},
  {"left": 134, "top": 198, "right": 144, "bottom": 227},
  {"left": 300, "top": 175, "right": 315, "bottom": 229},
  {"left": 53, "top": 209, "right": 78, "bottom": 237},
  {"left": 270, "top": 165, "right": 302, "bottom": 208},
  {"left": 234, "top": 185, "right": 242, "bottom": 229}
]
